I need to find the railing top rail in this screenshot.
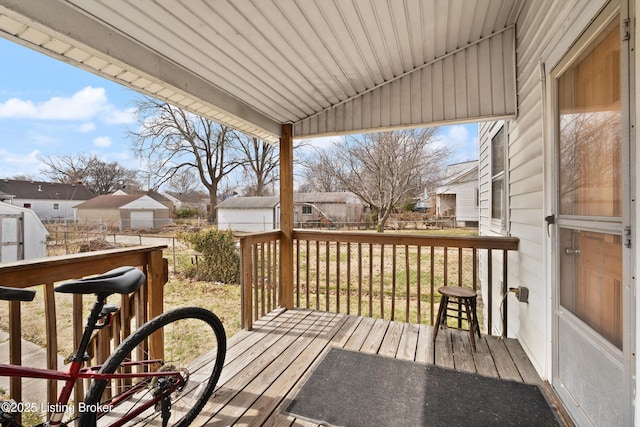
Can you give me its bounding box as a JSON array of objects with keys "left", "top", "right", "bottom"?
[
  {"left": 0, "top": 245, "right": 167, "bottom": 288},
  {"left": 237, "top": 230, "right": 282, "bottom": 245},
  {"left": 292, "top": 230, "right": 519, "bottom": 250}
]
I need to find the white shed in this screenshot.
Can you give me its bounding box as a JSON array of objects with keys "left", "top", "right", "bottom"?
[
  {"left": 436, "top": 161, "right": 479, "bottom": 227},
  {"left": 0, "top": 202, "right": 48, "bottom": 262},
  {"left": 216, "top": 196, "right": 280, "bottom": 232}
]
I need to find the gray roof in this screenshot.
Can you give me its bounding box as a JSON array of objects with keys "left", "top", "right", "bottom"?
[
  {"left": 215, "top": 196, "right": 280, "bottom": 209},
  {"left": 0, "top": 179, "right": 95, "bottom": 201},
  {"left": 74, "top": 194, "right": 143, "bottom": 209},
  {"left": 294, "top": 192, "right": 360, "bottom": 204}
]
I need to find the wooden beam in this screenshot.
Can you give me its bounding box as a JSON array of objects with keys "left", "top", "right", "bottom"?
[{"left": 279, "top": 124, "right": 294, "bottom": 309}]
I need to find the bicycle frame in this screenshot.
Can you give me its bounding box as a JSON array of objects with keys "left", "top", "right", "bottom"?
[{"left": 0, "top": 360, "right": 187, "bottom": 426}]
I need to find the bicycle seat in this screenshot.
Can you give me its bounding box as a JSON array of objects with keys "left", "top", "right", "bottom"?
[
  {"left": 55, "top": 266, "right": 146, "bottom": 296},
  {"left": 0, "top": 286, "right": 36, "bottom": 302}
]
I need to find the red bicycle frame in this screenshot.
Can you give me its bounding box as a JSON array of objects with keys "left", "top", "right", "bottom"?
[{"left": 0, "top": 359, "right": 186, "bottom": 426}]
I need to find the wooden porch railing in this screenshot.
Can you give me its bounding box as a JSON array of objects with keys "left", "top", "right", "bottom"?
[
  {"left": 240, "top": 231, "right": 519, "bottom": 333},
  {"left": 0, "top": 245, "right": 168, "bottom": 414}
]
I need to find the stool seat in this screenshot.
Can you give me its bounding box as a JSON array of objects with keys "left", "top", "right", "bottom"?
[
  {"left": 433, "top": 286, "right": 481, "bottom": 361},
  {"left": 438, "top": 286, "right": 477, "bottom": 299}
]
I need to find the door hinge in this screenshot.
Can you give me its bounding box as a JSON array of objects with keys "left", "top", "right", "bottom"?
[
  {"left": 623, "top": 18, "right": 631, "bottom": 41},
  {"left": 624, "top": 226, "right": 632, "bottom": 248}
]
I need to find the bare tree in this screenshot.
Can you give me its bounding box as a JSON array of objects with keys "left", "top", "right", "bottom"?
[
  {"left": 238, "top": 135, "right": 278, "bottom": 196},
  {"left": 40, "top": 153, "right": 94, "bottom": 184},
  {"left": 316, "top": 129, "right": 450, "bottom": 231},
  {"left": 40, "top": 153, "right": 140, "bottom": 194},
  {"left": 129, "top": 97, "right": 244, "bottom": 223},
  {"left": 167, "top": 169, "right": 201, "bottom": 195},
  {"left": 301, "top": 149, "right": 343, "bottom": 192}
]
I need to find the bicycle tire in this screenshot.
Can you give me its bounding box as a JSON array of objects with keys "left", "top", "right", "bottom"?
[{"left": 80, "top": 307, "right": 226, "bottom": 427}]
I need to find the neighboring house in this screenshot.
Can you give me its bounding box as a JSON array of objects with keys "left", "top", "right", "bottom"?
[
  {"left": 74, "top": 194, "right": 171, "bottom": 230},
  {"left": 414, "top": 189, "right": 433, "bottom": 214},
  {"left": 216, "top": 196, "right": 280, "bottom": 232},
  {"left": 163, "top": 191, "right": 208, "bottom": 216},
  {"left": 144, "top": 190, "right": 175, "bottom": 216},
  {"left": 0, "top": 179, "right": 94, "bottom": 221},
  {"left": 294, "top": 192, "right": 364, "bottom": 227},
  {"left": 0, "top": 202, "right": 48, "bottom": 262},
  {"left": 435, "top": 161, "right": 479, "bottom": 227}
]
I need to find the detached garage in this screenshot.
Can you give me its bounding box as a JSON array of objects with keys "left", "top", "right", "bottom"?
[
  {"left": 74, "top": 193, "right": 171, "bottom": 230},
  {"left": 0, "top": 202, "right": 48, "bottom": 262},
  {"left": 216, "top": 196, "right": 279, "bottom": 232}
]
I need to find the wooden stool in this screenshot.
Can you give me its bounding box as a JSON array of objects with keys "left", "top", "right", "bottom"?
[{"left": 432, "top": 286, "right": 481, "bottom": 357}]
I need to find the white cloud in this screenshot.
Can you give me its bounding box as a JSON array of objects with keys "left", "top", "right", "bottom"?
[
  {"left": 0, "top": 149, "right": 41, "bottom": 177},
  {"left": 0, "top": 86, "right": 134, "bottom": 124},
  {"left": 93, "top": 136, "right": 112, "bottom": 147},
  {"left": 78, "top": 122, "right": 96, "bottom": 132},
  {"left": 102, "top": 106, "right": 136, "bottom": 124},
  {"left": 446, "top": 125, "right": 470, "bottom": 144}
]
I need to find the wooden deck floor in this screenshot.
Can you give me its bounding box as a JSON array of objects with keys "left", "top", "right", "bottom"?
[{"left": 182, "top": 308, "right": 566, "bottom": 426}]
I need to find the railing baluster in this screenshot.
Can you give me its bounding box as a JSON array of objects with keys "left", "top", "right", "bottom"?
[
  {"left": 253, "top": 244, "right": 259, "bottom": 322},
  {"left": 443, "top": 246, "right": 448, "bottom": 286},
  {"left": 357, "top": 243, "right": 363, "bottom": 316},
  {"left": 405, "top": 245, "right": 410, "bottom": 323},
  {"left": 347, "top": 242, "right": 351, "bottom": 315},
  {"left": 315, "top": 240, "right": 320, "bottom": 310},
  {"left": 44, "top": 282, "right": 58, "bottom": 409},
  {"left": 380, "top": 244, "right": 385, "bottom": 319},
  {"left": 502, "top": 249, "right": 509, "bottom": 337},
  {"left": 325, "top": 241, "right": 330, "bottom": 311},
  {"left": 391, "top": 244, "right": 396, "bottom": 321},
  {"left": 336, "top": 242, "right": 341, "bottom": 313},
  {"left": 367, "top": 244, "right": 371, "bottom": 317},
  {"left": 458, "top": 247, "right": 463, "bottom": 287},
  {"left": 8, "top": 300, "right": 22, "bottom": 423},
  {"left": 472, "top": 247, "right": 478, "bottom": 291},
  {"left": 305, "top": 239, "right": 310, "bottom": 308},
  {"left": 487, "top": 248, "right": 493, "bottom": 334},
  {"left": 430, "top": 246, "right": 435, "bottom": 325},
  {"left": 417, "top": 246, "right": 422, "bottom": 324},
  {"left": 295, "top": 239, "right": 300, "bottom": 307}
]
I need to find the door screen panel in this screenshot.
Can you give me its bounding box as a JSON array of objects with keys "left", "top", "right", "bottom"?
[
  {"left": 559, "top": 228, "right": 622, "bottom": 348},
  {"left": 558, "top": 18, "right": 621, "bottom": 218}
]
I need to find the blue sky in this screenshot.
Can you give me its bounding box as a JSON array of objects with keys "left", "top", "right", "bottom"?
[{"left": 0, "top": 37, "right": 478, "bottom": 182}]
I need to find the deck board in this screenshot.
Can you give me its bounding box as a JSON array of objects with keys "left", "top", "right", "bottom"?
[{"left": 156, "top": 308, "right": 566, "bottom": 426}]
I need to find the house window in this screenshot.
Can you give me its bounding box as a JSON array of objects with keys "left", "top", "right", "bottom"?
[
  {"left": 302, "top": 205, "right": 312, "bottom": 215},
  {"left": 491, "top": 125, "right": 506, "bottom": 228},
  {"left": 53, "top": 203, "right": 59, "bottom": 210}
]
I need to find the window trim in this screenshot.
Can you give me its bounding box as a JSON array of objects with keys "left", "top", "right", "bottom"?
[{"left": 489, "top": 121, "right": 508, "bottom": 233}]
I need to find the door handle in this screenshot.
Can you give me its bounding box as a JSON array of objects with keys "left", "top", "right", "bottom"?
[{"left": 564, "top": 248, "right": 581, "bottom": 256}]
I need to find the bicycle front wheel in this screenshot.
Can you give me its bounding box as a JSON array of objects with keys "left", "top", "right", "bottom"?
[{"left": 81, "top": 307, "right": 226, "bottom": 427}]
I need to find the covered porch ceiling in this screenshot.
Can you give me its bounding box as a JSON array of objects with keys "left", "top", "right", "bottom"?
[{"left": 0, "top": 0, "right": 522, "bottom": 143}]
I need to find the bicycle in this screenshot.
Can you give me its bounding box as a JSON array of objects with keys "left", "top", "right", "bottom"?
[{"left": 0, "top": 266, "right": 226, "bottom": 427}]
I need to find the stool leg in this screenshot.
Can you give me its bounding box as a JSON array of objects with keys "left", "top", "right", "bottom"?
[
  {"left": 432, "top": 295, "right": 448, "bottom": 364},
  {"left": 463, "top": 298, "right": 477, "bottom": 351},
  {"left": 471, "top": 297, "right": 481, "bottom": 338},
  {"left": 432, "top": 295, "right": 448, "bottom": 342}
]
